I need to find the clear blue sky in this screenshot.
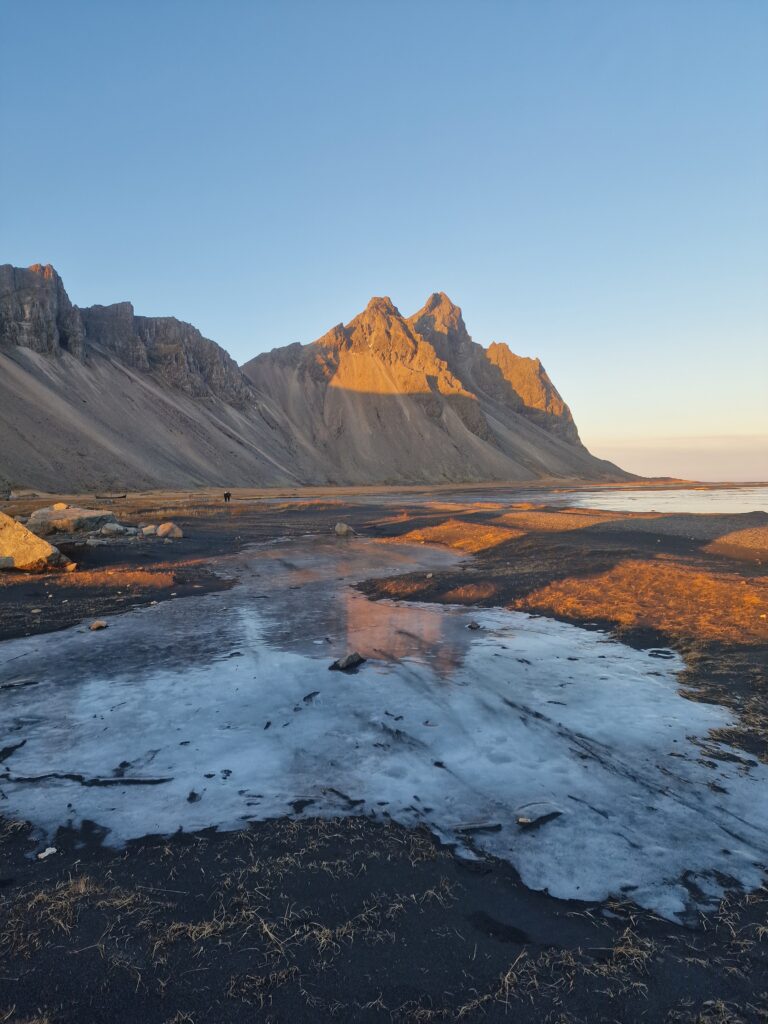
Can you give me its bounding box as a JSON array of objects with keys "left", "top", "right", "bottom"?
[{"left": 2, "top": 0, "right": 766, "bottom": 479}]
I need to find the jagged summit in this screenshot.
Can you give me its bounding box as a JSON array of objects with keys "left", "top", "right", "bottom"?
[
  {"left": 416, "top": 291, "right": 462, "bottom": 317},
  {"left": 409, "top": 291, "right": 470, "bottom": 353},
  {"left": 361, "top": 296, "right": 400, "bottom": 318},
  {"left": 0, "top": 264, "right": 629, "bottom": 489}
]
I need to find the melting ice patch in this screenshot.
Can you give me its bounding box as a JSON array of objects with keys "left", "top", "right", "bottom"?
[{"left": 1, "top": 537, "right": 766, "bottom": 921}]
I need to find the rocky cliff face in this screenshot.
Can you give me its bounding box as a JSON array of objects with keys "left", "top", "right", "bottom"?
[
  {"left": 0, "top": 263, "right": 629, "bottom": 489},
  {"left": 0, "top": 264, "right": 251, "bottom": 406},
  {"left": 0, "top": 264, "right": 86, "bottom": 359},
  {"left": 80, "top": 304, "right": 252, "bottom": 405},
  {"left": 408, "top": 292, "right": 579, "bottom": 443}
]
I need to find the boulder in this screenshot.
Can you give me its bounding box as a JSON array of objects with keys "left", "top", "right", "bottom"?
[
  {"left": 89, "top": 620, "right": 108, "bottom": 631},
  {"left": 329, "top": 652, "right": 366, "bottom": 672},
  {"left": 100, "top": 522, "right": 126, "bottom": 536},
  {"left": 0, "top": 511, "right": 71, "bottom": 571},
  {"left": 27, "top": 506, "right": 118, "bottom": 536},
  {"left": 141, "top": 524, "right": 157, "bottom": 536},
  {"left": 334, "top": 522, "right": 355, "bottom": 537},
  {"left": 52, "top": 502, "right": 68, "bottom": 511},
  {"left": 157, "top": 522, "right": 183, "bottom": 539}
]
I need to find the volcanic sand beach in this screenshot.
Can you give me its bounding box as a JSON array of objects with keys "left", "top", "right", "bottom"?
[{"left": 1, "top": 483, "right": 767, "bottom": 1023}]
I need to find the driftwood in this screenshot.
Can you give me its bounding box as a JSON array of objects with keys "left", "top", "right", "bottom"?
[{"left": 94, "top": 494, "right": 127, "bottom": 500}]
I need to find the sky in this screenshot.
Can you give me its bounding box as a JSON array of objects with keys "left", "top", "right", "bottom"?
[{"left": 1, "top": 0, "right": 766, "bottom": 480}]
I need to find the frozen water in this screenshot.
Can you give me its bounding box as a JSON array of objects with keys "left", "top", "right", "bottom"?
[{"left": 1, "top": 537, "right": 767, "bottom": 920}]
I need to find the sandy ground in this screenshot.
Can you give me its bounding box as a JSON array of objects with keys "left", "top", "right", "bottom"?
[{"left": 1, "top": 486, "right": 767, "bottom": 1022}]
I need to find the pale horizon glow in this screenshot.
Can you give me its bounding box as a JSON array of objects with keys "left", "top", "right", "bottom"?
[
  {"left": 1, "top": 0, "right": 766, "bottom": 481},
  {"left": 585, "top": 435, "right": 768, "bottom": 482}
]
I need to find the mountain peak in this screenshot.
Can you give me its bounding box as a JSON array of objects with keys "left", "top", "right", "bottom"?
[
  {"left": 363, "top": 296, "right": 400, "bottom": 318},
  {"left": 421, "top": 291, "right": 460, "bottom": 314},
  {"left": 409, "top": 291, "right": 469, "bottom": 350}
]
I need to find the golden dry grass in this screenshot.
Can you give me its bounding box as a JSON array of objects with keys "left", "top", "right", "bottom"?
[
  {"left": 516, "top": 559, "right": 768, "bottom": 644},
  {"left": 704, "top": 525, "right": 768, "bottom": 559},
  {"left": 381, "top": 518, "right": 524, "bottom": 553},
  {"left": 381, "top": 508, "right": 657, "bottom": 555},
  {"left": 47, "top": 568, "right": 175, "bottom": 590},
  {"left": 492, "top": 509, "right": 649, "bottom": 531}
]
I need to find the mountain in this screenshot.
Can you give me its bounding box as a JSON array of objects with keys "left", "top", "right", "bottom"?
[
  {"left": 242, "top": 292, "right": 626, "bottom": 484},
  {"left": 0, "top": 264, "right": 629, "bottom": 491}
]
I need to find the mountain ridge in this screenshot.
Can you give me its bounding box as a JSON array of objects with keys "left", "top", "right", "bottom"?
[{"left": 0, "top": 263, "right": 631, "bottom": 491}]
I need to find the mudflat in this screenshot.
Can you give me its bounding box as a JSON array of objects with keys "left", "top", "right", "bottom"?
[{"left": 1, "top": 484, "right": 767, "bottom": 1023}]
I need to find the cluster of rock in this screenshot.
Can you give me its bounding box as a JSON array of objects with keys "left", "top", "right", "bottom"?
[{"left": 0, "top": 502, "right": 184, "bottom": 572}]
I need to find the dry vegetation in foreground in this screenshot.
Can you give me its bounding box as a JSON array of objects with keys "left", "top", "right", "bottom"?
[
  {"left": 517, "top": 559, "right": 768, "bottom": 645},
  {"left": 2, "top": 816, "right": 768, "bottom": 1023}
]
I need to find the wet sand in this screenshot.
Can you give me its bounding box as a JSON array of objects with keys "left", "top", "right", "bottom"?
[{"left": 1, "top": 485, "right": 767, "bottom": 1022}]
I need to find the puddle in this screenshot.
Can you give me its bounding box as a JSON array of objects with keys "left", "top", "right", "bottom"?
[{"left": 1, "top": 537, "right": 767, "bottom": 920}]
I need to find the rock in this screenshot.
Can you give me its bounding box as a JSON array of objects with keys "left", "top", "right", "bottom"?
[
  {"left": 27, "top": 506, "right": 118, "bottom": 535},
  {"left": 36, "top": 846, "right": 57, "bottom": 861},
  {"left": 52, "top": 502, "right": 68, "bottom": 510},
  {"left": 0, "top": 511, "right": 71, "bottom": 571},
  {"left": 517, "top": 811, "right": 563, "bottom": 831},
  {"left": 0, "top": 263, "right": 86, "bottom": 359},
  {"left": 334, "top": 522, "right": 355, "bottom": 537},
  {"left": 13, "top": 515, "right": 27, "bottom": 523},
  {"left": 329, "top": 652, "right": 366, "bottom": 672},
  {"left": 64, "top": 562, "right": 78, "bottom": 573},
  {"left": 89, "top": 620, "right": 108, "bottom": 631},
  {"left": 467, "top": 621, "right": 481, "bottom": 630},
  {"left": 141, "top": 524, "right": 157, "bottom": 536},
  {"left": 454, "top": 821, "right": 503, "bottom": 834},
  {"left": 100, "top": 522, "right": 126, "bottom": 536},
  {"left": 157, "top": 522, "right": 183, "bottom": 539},
  {"left": 86, "top": 538, "right": 108, "bottom": 546}
]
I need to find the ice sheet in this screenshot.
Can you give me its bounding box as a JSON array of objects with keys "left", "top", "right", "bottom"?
[{"left": 1, "top": 537, "right": 766, "bottom": 920}]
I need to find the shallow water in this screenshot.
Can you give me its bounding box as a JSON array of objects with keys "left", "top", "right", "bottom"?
[
  {"left": 326, "top": 483, "right": 768, "bottom": 515},
  {"left": 1, "top": 537, "right": 767, "bottom": 920},
  {"left": 554, "top": 485, "right": 768, "bottom": 515}
]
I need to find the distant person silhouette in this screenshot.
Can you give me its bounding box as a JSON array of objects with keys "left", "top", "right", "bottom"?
[{"left": 223, "top": 491, "right": 232, "bottom": 503}]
